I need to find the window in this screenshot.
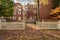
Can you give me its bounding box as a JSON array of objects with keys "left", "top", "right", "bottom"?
[
  {"left": 18, "top": 12, "right": 21, "bottom": 15},
  {"left": 19, "top": 9, "right": 21, "bottom": 11},
  {"left": 18, "top": 17, "right": 21, "bottom": 20},
  {"left": 25, "top": 7, "right": 28, "bottom": 11},
  {"left": 30, "top": 17, "right": 33, "bottom": 20},
  {"left": 13, "top": 17, "right": 16, "bottom": 20},
  {"left": 33, "top": 10, "right": 36, "bottom": 14},
  {"left": 13, "top": 17, "right": 14, "bottom": 19}
]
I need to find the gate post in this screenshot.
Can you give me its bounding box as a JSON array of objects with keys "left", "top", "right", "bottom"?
[
  {"left": 0, "top": 20, "right": 1, "bottom": 30},
  {"left": 58, "top": 20, "right": 60, "bottom": 29}
]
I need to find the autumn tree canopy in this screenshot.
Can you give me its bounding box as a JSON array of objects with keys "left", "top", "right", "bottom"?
[{"left": 50, "top": 7, "right": 60, "bottom": 19}]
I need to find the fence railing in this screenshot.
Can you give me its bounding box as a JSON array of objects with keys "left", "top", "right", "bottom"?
[
  {"left": 36, "top": 22, "right": 60, "bottom": 29},
  {"left": 0, "top": 22, "right": 25, "bottom": 30},
  {"left": 0, "top": 21, "right": 60, "bottom": 30}
]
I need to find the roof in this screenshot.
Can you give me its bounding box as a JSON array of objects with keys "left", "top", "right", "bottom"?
[{"left": 14, "top": 3, "right": 22, "bottom": 6}]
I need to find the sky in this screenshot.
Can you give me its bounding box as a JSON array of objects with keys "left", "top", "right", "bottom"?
[
  {"left": 13, "top": 0, "right": 35, "bottom": 5},
  {"left": 13, "top": 0, "right": 49, "bottom": 5}
]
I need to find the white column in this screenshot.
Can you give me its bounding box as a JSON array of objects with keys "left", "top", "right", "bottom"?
[
  {"left": 58, "top": 20, "right": 60, "bottom": 29},
  {"left": 0, "top": 20, "right": 1, "bottom": 30}
]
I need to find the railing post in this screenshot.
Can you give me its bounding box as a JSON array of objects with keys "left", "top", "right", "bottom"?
[{"left": 0, "top": 20, "right": 1, "bottom": 30}]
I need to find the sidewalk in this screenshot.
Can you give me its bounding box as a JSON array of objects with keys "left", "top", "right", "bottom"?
[
  {"left": 26, "top": 23, "right": 60, "bottom": 38},
  {"left": 26, "top": 23, "right": 36, "bottom": 30}
]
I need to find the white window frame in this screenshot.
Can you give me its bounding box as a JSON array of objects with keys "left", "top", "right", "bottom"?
[
  {"left": 18, "top": 17, "right": 21, "bottom": 21},
  {"left": 13, "top": 17, "right": 16, "bottom": 20}
]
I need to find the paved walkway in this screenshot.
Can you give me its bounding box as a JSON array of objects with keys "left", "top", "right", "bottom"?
[
  {"left": 26, "top": 23, "right": 36, "bottom": 30},
  {"left": 26, "top": 23, "right": 60, "bottom": 38}
]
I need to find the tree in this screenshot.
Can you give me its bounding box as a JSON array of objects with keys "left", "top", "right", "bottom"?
[
  {"left": 0, "top": 0, "right": 14, "bottom": 17},
  {"left": 37, "top": 0, "right": 40, "bottom": 21},
  {"left": 52, "top": 0, "right": 60, "bottom": 9},
  {"left": 50, "top": 7, "right": 60, "bottom": 19}
]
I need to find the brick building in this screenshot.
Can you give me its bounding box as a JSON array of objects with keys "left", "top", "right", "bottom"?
[
  {"left": 12, "top": 3, "right": 23, "bottom": 21},
  {"left": 12, "top": 3, "right": 37, "bottom": 21},
  {"left": 12, "top": 0, "right": 53, "bottom": 21},
  {"left": 25, "top": 4, "right": 37, "bottom": 20}
]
